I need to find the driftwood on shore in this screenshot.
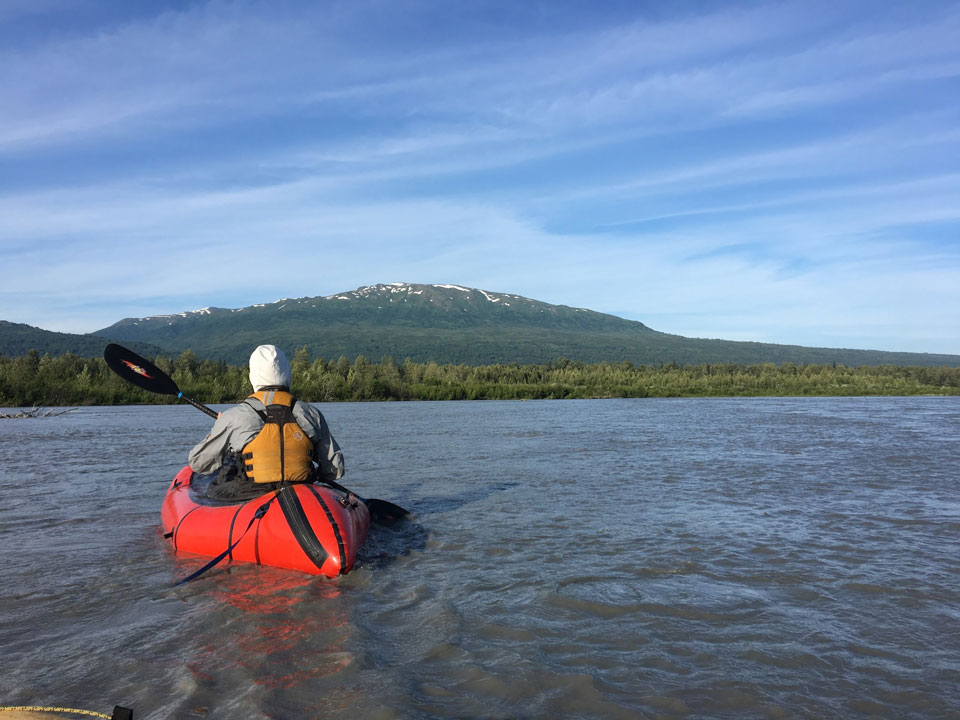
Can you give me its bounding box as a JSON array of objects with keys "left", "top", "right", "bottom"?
[{"left": 0, "top": 407, "right": 77, "bottom": 418}]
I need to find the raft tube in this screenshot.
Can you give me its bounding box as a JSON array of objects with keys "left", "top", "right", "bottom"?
[{"left": 161, "top": 466, "right": 371, "bottom": 577}]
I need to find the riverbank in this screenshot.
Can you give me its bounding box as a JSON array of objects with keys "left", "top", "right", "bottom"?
[{"left": 2, "top": 352, "right": 958, "bottom": 405}]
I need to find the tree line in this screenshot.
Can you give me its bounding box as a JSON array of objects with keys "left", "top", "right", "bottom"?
[{"left": 1, "top": 348, "right": 959, "bottom": 407}]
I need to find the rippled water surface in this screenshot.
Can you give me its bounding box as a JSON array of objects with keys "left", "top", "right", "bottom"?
[{"left": 1, "top": 398, "right": 959, "bottom": 719}]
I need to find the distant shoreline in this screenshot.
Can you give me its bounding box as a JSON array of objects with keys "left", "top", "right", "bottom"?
[
  {"left": 2, "top": 353, "right": 958, "bottom": 406},
  {"left": 2, "top": 392, "right": 958, "bottom": 415}
]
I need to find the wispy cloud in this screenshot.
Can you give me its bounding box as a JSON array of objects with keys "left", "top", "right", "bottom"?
[{"left": 1, "top": 0, "right": 959, "bottom": 354}]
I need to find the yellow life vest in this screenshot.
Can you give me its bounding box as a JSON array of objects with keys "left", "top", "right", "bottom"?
[{"left": 241, "top": 390, "right": 315, "bottom": 484}]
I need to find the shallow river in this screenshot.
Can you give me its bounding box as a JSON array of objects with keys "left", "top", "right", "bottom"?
[{"left": 1, "top": 398, "right": 958, "bottom": 719}]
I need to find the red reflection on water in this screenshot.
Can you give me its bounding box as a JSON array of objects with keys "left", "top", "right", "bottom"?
[
  {"left": 213, "top": 569, "right": 329, "bottom": 613},
  {"left": 189, "top": 567, "right": 355, "bottom": 692}
]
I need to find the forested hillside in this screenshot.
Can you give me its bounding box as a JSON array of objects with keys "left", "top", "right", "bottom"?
[
  {"left": 2, "top": 349, "right": 957, "bottom": 407},
  {"left": 0, "top": 320, "right": 162, "bottom": 359},
  {"left": 5, "top": 284, "right": 959, "bottom": 368}
]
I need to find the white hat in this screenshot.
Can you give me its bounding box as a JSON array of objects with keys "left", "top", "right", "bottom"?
[{"left": 249, "top": 345, "right": 292, "bottom": 391}]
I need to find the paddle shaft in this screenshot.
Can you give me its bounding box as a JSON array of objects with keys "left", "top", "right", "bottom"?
[{"left": 178, "top": 392, "right": 219, "bottom": 419}]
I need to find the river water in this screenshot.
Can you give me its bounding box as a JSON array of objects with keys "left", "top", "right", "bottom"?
[{"left": 1, "top": 398, "right": 958, "bottom": 719}]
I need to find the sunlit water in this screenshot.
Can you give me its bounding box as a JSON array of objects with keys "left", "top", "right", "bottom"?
[{"left": 1, "top": 398, "right": 958, "bottom": 719}]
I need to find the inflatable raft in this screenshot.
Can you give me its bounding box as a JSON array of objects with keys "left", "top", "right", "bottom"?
[{"left": 161, "top": 466, "right": 371, "bottom": 577}]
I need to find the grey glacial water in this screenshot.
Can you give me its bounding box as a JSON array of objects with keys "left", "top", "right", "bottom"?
[{"left": 1, "top": 397, "right": 958, "bottom": 719}]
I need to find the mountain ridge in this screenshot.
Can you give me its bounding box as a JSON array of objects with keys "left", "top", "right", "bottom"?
[
  {"left": 91, "top": 283, "right": 960, "bottom": 367},
  {"left": 0, "top": 320, "right": 163, "bottom": 360},
  {"left": 3, "top": 283, "right": 958, "bottom": 367},
  {"left": 101, "top": 283, "right": 654, "bottom": 334}
]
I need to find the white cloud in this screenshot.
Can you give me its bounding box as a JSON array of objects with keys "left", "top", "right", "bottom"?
[
  {"left": 1, "top": 1, "right": 952, "bottom": 151},
  {"left": 1, "top": 0, "right": 959, "bottom": 355}
]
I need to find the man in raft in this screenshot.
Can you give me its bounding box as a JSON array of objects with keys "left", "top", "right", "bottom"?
[{"left": 188, "top": 344, "right": 345, "bottom": 500}]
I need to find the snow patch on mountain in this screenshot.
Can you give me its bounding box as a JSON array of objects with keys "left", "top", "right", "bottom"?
[{"left": 435, "top": 284, "right": 470, "bottom": 292}]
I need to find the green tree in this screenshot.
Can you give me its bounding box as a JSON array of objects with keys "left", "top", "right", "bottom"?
[{"left": 292, "top": 346, "right": 311, "bottom": 376}]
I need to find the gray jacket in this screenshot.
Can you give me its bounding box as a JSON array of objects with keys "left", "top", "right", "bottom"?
[{"left": 187, "top": 396, "right": 345, "bottom": 482}]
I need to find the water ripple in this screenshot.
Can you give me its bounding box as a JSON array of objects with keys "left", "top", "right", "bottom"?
[{"left": 1, "top": 398, "right": 959, "bottom": 718}]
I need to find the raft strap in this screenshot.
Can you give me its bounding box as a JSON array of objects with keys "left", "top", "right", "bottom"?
[{"left": 173, "top": 497, "right": 275, "bottom": 586}]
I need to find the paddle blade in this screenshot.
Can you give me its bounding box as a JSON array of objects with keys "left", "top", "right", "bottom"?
[
  {"left": 104, "top": 343, "right": 180, "bottom": 396},
  {"left": 365, "top": 498, "right": 411, "bottom": 527}
]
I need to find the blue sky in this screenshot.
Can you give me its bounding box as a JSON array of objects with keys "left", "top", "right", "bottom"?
[{"left": 2, "top": 0, "right": 959, "bottom": 354}]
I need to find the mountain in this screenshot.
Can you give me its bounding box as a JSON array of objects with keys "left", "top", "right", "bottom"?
[
  {"left": 0, "top": 320, "right": 163, "bottom": 359},
  {"left": 91, "top": 283, "right": 960, "bottom": 367}
]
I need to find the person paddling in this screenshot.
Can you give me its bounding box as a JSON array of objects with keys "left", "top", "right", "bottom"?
[{"left": 188, "top": 344, "right": 344, "bottom": 501}]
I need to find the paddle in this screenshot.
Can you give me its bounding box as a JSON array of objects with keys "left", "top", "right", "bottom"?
[
  {"left": 103, "top": 343, "right": 410, "bottom": 525},
  {"left": 104, "top": 343, "right": 218, "bottom": 419}
]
